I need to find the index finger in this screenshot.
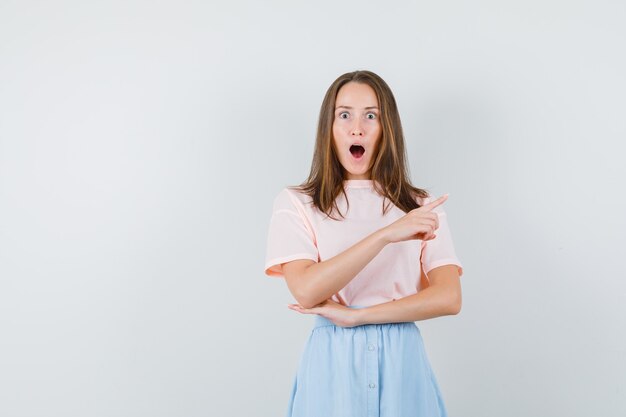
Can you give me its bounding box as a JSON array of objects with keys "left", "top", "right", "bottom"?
[{"left": 418, "top": 193, "right": 449, "bottom": 212}]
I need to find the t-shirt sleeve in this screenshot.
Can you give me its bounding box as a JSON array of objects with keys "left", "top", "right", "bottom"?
[
  {"left": 420, "top": 196, "right": 464, "bottom": 277},
  {"left": 264, "top": 188, "right": 319, "bottom": 278}
]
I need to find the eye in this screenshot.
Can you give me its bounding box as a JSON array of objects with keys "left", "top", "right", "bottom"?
[
  {"left": 338, "top": 112, "right": 349, "bottom": 119},
  {"left": 366, "top": 112, "right": 377, "bottom": 120}
]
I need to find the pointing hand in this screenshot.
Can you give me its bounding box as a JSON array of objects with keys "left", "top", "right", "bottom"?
[{"left": 381, "top": 194, "right": 448, "bottom": 244}]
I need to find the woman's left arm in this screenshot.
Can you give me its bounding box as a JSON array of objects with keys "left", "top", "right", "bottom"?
[{"left": 353, "top": 264, "right": 462, "bottom": 325}]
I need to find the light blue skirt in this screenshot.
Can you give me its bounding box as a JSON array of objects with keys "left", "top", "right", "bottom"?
[{"left": 285, "top": 305, "right": 448, "bottom": 417}]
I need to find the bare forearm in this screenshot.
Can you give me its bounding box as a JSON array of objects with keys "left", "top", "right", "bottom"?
[
  {"left": 354, "top": 284, "right": 461, "bottom": 325},
  {"left": 299, "top": 229, "right": 388, "bottom": 308}
]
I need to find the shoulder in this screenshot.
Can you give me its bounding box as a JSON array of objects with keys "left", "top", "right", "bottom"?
[{"left": 271, "top": 186, "right": 313, "bottom": 212}]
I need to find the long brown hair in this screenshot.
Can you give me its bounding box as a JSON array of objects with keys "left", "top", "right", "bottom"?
[{"left": 292, "top": 70, "right": 429, "bottom": 220}]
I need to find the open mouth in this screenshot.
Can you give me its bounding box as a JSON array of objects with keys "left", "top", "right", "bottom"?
[{"left": 349, "top": 144, "right": 365, "bottom": 159}]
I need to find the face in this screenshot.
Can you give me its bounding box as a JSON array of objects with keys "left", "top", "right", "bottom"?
[{"left": 332, "top": 82, "right": 382, "bottom": 180}]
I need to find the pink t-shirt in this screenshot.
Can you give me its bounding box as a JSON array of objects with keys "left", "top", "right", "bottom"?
[{"left": 264, "top": 179, "right": 463, "bottom": 307}]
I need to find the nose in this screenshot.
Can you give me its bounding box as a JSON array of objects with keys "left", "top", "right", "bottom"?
[{"left": 351, "top": 119, "right": 363, "bottom": 136}]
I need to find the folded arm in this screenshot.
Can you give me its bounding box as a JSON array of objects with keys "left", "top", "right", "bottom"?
[
  {"left": 282, "top": 229, "right": 388, "bottom": 309},
  {"left": 353, "top": 264, "right": 462, "bottom": 325}
]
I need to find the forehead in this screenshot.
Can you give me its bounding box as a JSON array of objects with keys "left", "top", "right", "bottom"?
[{"left": 335, "top": 82, "right": 379, "bottom": 108}]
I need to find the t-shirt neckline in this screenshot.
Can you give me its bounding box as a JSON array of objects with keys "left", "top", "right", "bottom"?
[{"left": 343, "top": 179, "right": 375, "bottom": 188}]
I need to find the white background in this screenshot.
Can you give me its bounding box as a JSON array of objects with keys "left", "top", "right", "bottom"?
[{"left": 1, "top": 1, "right": 625, "bottom": 416}]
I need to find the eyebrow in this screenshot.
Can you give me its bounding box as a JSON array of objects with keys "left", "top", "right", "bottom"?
[{"left": 335, "top": 105, "right": 379, "bottom": 110}]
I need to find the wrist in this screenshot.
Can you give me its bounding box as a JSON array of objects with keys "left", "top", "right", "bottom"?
[
  {"left": 372, "top": 228, "right": 390, "bottom": 247},
  {"left": 352, "top": 307, "right": 369, "bottom": 326}
]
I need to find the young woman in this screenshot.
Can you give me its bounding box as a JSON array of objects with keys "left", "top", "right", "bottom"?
[{"left": 264, "top": 70, "right": 464, "bottom": 417}]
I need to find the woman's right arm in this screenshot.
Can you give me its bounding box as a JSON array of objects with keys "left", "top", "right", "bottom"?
[
  {"left": 283, "top": 194, "right": 449, "bottom": 309},
  {"left": 283, "top": 229, "right": 388, "bottom": 309}
]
